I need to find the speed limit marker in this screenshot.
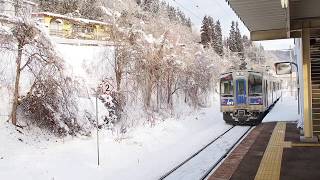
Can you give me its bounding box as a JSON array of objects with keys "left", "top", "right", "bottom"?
[{"left": 98, "top": 80, "right": 114, "bottom": 95}]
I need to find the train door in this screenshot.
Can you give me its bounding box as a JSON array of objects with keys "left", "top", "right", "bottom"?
[
  {"left": 236, "top": 79, "right": 246, "bottom": 105},
  {"left": 272, "top": 82, "right": 274, "bottom": 103}
]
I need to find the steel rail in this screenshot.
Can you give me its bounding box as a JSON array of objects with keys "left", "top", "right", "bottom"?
[
  {"left": 159, "top": 125, "right": 236, "bottom": 180},
  {"left": 200, "top": 126, "right": 253, "bottom": 180}
]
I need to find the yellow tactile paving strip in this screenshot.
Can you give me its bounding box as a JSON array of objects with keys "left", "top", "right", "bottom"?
[
  {"left": 254, "top": 122, "right": 286, "bottom": 180},
  {"left": 291, "top": 143, "right": 320, "bottom": 147}
]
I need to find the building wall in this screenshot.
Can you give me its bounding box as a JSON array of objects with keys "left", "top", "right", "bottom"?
[{"left": 35, "top": 14, "right": 111, "bottom": 41}]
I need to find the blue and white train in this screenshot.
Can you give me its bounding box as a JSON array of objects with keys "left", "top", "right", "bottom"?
[{"left": 220, "top": 69, "right": 281, "bottom": 125}]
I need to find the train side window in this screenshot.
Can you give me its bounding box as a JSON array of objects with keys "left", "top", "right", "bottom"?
[
  {"left": 221, "top": 81, "right": 233, "bottom": 97},
  {"left": 220, "top": 74, "right": 233, "bottom": 97},
  {"left": 248, "top": 74, "right": 262, "bottom": 96}
]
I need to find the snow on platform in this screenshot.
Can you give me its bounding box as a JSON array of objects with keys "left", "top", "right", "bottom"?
[{"left": 263, "top": 94, "right": 299, "bottom": 123}]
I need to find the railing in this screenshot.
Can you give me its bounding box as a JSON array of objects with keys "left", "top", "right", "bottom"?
[
  {"left": 49, "top": 29, "right": 110, "bottom": 41},
  {"left": 49, "top": 29, "right": 64, "bottom": 37}
]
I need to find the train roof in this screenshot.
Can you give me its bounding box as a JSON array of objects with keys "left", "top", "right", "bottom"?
[{"left": 220, "top": 70, "right": 263, "bottom": 76}]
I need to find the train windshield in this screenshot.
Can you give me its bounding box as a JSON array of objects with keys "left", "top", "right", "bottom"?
[
  {"left": 248, "top": 73, "right": 262, "bottom": 96},
  {"left": 220, "top": 74, "right": 233, "bottom": 97}
]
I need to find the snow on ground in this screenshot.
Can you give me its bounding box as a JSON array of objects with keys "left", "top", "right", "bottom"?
[
  {"left": 263, "top": 92, "right": 300, "bottom": 123},
  {"left": 164, "top": 126, "right": 250, "bottom": 180},
  {"left": 0, "top": 89, "right": 301, "bottom": 180},
  {"left": 0, "top": 99, "right": 233, "bottom": 180}
]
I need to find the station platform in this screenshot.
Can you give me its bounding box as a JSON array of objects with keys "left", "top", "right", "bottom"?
[{"left": 209, "top": 122, "right": 320, "bottom": 180}]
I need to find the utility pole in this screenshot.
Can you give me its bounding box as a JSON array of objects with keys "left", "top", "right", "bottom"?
[{"left": 95, "top": 91, "right": 100, "bottom": 166}]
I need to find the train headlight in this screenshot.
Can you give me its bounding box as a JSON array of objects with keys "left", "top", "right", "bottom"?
[
  {"left": 227, "top": 100, "right": 234, "bottom": 105},
  {"left": 249, "top": 98, "right": 263, "bottom": 105},
  {"left": 222, "top": 99, "right": 234, "bottom": 106},
  {"left": 236, "top": 72, "right": 244, "bottom": 76}
]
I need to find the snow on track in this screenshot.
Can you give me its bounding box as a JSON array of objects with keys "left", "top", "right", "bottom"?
[{"left": 162, "top": 126, "right": 251, "bottom": 180}]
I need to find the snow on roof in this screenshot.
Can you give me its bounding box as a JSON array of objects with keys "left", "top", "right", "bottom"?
[
  {"left": 24, "top": 0, "right": 38, "bottom": 6},
  {"left": 32, "top": 12, "right": 111, "bottom": 26}
]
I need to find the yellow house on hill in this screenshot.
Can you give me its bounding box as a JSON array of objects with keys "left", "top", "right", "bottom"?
[{"left": 32, "top": 12, "right": 112, "bottom": 41}]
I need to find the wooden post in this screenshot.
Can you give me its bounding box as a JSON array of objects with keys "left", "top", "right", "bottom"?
[{"left": 302, "top": 26, "right": 313, "bottom": 139}]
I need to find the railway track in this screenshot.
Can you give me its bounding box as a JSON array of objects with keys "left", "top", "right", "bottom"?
[{"left": 159, "top": 126, "right": 253, "bottom": 180}]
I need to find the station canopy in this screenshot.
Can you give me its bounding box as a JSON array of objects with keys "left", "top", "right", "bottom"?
[{"left": 226, "top": 0, "right": 320, "bottom": 41}]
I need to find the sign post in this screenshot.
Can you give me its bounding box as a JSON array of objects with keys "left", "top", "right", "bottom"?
[
  {"left": 95, "top": 92, "right": 100, "bottom": 166},
  {"left": 95, "top": 79, "right": 114, "bottom": 166}
]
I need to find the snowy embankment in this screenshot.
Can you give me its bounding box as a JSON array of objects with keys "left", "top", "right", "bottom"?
[
  {"left": 0, "top": 43, "right": 232, "bottom": 179},
  {"left": 0, "top": 99, "right": 232, "bottom": 180}
]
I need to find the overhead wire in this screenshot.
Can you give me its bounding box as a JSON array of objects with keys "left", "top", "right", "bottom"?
[
  {"left": 168, "top": 0, "right": 203, "bottom": 21},
  {"left": 168, "top": 0, "right": 238, "bottom": 24},
  {"left": 190, "top": 0, "right": 237, "bottom": 23},
  {"left": 214, "top": 0, "right": 237, "bottom": 21}
]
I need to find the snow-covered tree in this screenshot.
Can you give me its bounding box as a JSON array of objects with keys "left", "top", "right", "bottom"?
[
  {"left": 208, "top": 16, "right": 216, "bottom": 48},
  {"left": 227, "top": 21, "right": 244, "bottom": 59},
  {"left": 242, "top": 35, "right": 252, "bottom": 48},
  {"left": 227, "top": 21, "right": 237, "bottom": 52},
  {"left": 200, "top": 16, "right": 211, "bottom": 48},
  {"left": 38, "top": 0, "right": 105, "bottom": 20},
  {"left": 9, "top": 21, "right": 37, "bottom": 125},
  {"left": 214, "top": 20, "right": 223, "bottom": 56},
  {"left": 235, "top": 21, "right": 244, "bottom": 56},
  {"left": 0, "top": 2, "right": 98, "bottom": 134}
]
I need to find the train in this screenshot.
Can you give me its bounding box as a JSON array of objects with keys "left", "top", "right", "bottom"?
[{"left": 220, "top": 69, "right": 281, "bottom": 125}]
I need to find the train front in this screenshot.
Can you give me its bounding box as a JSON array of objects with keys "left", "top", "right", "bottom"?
[{"left": 220, "top": 71, "right": 264, "bottom": 125}]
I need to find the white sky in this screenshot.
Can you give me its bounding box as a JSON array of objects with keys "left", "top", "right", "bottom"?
[{"left": 163, "top": 0, "right": 294, "bottom": 50}]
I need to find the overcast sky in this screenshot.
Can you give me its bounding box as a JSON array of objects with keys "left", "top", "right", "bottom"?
[{"left": 163, "top": 0, "right": 294, "bottom": 50}]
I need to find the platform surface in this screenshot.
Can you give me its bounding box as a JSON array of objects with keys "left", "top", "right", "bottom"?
[{"left": 209, "top": 122, "right": 320, "bottom": 180}]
